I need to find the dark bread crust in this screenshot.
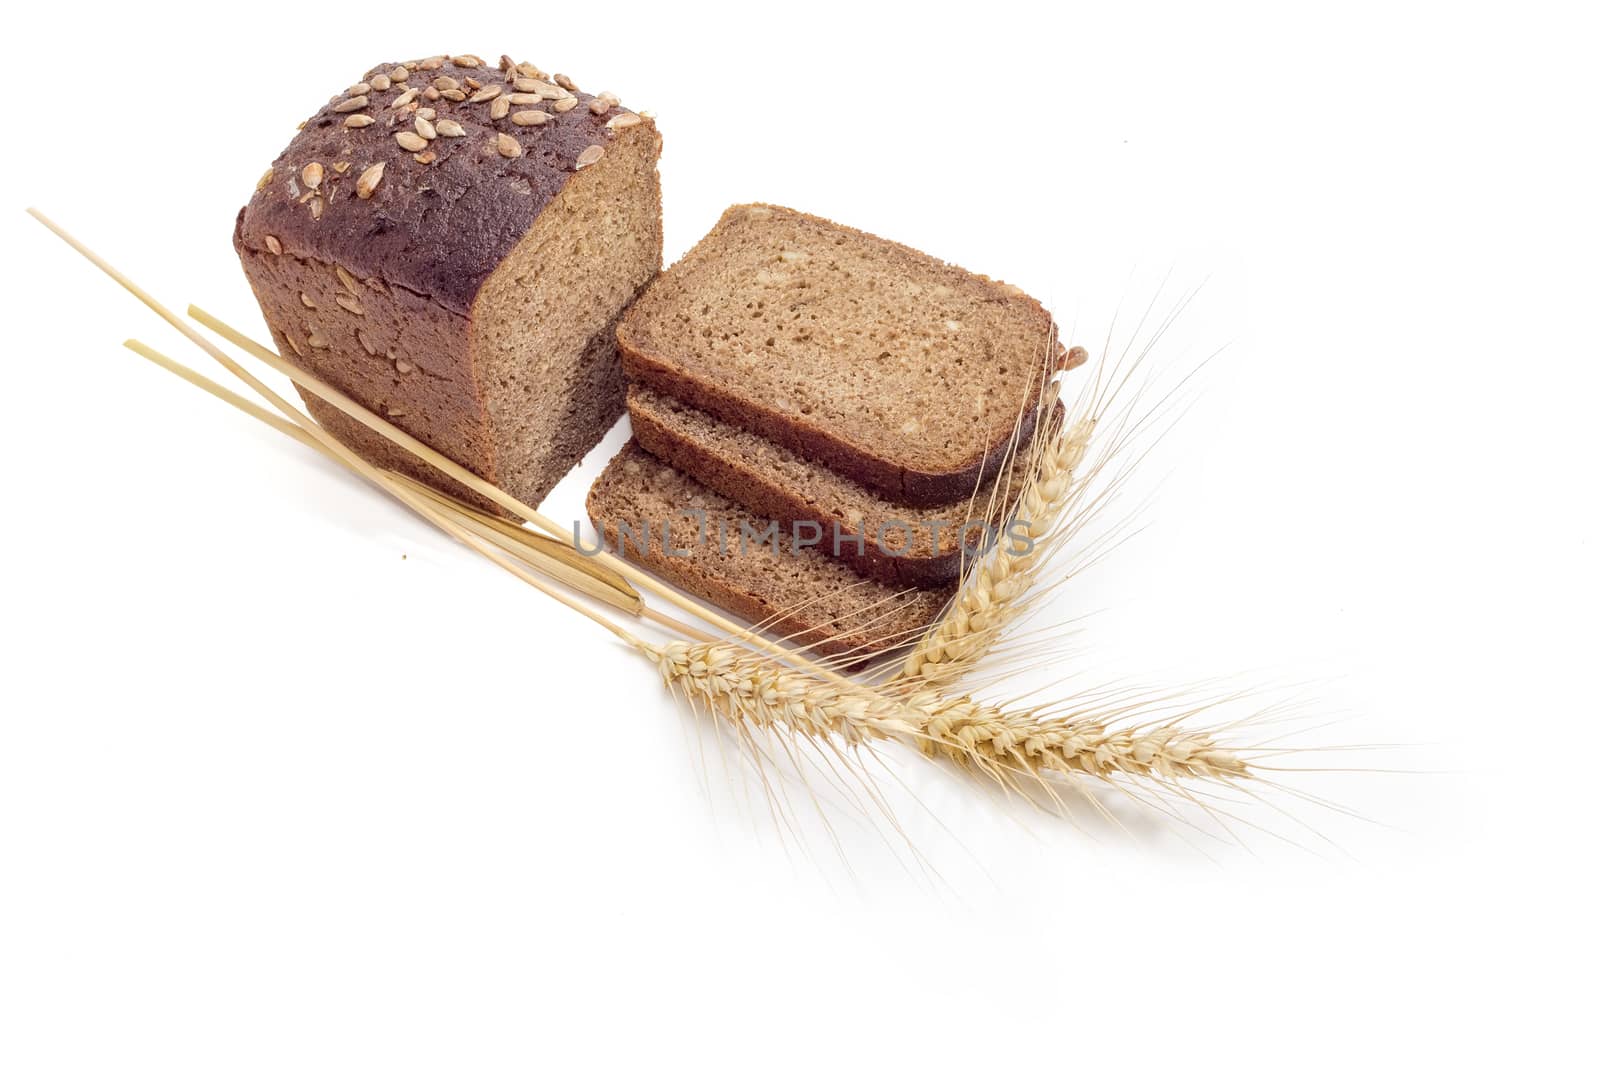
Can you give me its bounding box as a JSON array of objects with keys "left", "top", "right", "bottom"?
[
  {"left": 237, "top": 57, "right": 640, "bottom": 315},
  {"left": 586, "top": 442, "right": 952, "bottom": 661},
  {"left": 617, "top": 204, "right": 1076, "bottom": 506}
]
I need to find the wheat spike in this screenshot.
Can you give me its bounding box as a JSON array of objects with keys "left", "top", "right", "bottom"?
[
  {"left": 899, "top": 413, "right": 1095, "bottom": 685},
  {"left": 641, "top": 639, "right": 1252, "bottom": 789}
]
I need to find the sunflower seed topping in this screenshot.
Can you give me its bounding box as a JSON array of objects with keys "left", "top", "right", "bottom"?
[
  {"left": 552, "top": 96, "right": 579, "bottom": 113},
  {"left": 344, "top": 114, "right": 375, "bottom": 128},
  {"left": 391, "top": 87, "right": 419, "bottom": 108},
  {"left": 356, "top": 161, "right": 385, "bottom": 198},
  {"left": 554, "top": 73, "right": 577, "bottom": 92},
  {"left": 414, "top": 116, "right": 437, "bottom": 140},
  {"left": 576, "top": 144, "right": 605, "bottom": 170},
  {"left": 301, "top": 161, "right": 324, "bottom": 189},
  {"left": 432, "top": 76, "right": 460, "bottom": 91},
  {"left": 496, "top": 132, "right": 522, "bottom": 158},
  {"left": 588, "top": 98, "right": 612, "bottom": 115},
  {"left": 336, "top": 294, "right": 365, "bottom": 316},
  {"left": 370, "top": 74, "right": 392, "bottom": 91},
  {"left": 469, "top": 84, "right": 502, "bottom": 103},
  {"left": 490, "top": 96, "right": 511, "bottom": 120},
  {"left": 606, "top": 111, "right": 642, "bottom": 129},
  {"left": 332, "top": 95, "right": 369, "bottom": 113},
  {"left": 436, "top": 119, "right": 466, "bottom": 137},
  {"left": 512, "top": 109, "right": 548, "bottom": 126},
  {"left": 264, "top": 234, "right": 282, "bottom": 254},
  {"left": 394, "top": 130, "right": 428, "bottom": 151}
]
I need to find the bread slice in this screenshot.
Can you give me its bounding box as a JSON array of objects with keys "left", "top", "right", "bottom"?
[
  {"left": 617, "top": 204, "right": 1066, "bottom": 506},
  {"left": 236, "top": 54, "right": 662, "bottom": 513},
  {"left": 586, "top": 442, "right": 952, "bottom": 660},
  {"left": 628, "top": 386, "right": 1044, "bottom": 589}
]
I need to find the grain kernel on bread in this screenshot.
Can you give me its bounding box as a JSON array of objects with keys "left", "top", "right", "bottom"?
[
  {"left": 236, "top": 54, "right": 662, "bottom": 512},
  {"left": 616, "top": 204, "right": 1067, "bottom": 505}
]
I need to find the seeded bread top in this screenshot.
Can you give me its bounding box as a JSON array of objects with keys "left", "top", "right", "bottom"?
[
  {"left": 236, "top": 53, "right": 653, "bottom": 316},
  {"left": 617, "top": 205, "right": 1066, "bottom": 504}
]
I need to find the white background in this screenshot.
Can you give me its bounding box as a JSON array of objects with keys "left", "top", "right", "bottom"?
[{"left": 3, "top": 2, "right": 1595, "bottom": 1063}]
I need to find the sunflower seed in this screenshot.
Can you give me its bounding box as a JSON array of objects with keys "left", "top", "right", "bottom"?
[
  {"left": 357, "top": 329, "right": 380, "bottom": 356},
  {"left": 333, "top": 161, "right": 350, "bottom": 173},
  {"left": 356, "top": 161, "right": 385, "bottom": 198},
  {"left": 344, "top": 114, "right": 375, "bottom": 128},
  {"left": 336, "top": 294, "right": 365, "bottom": 315},
  {"left": 469, "top": 84, "right": 502, "bottom": 103},
  {"left": 554, "top": 73, "right": 577, "bottom": 92},
  {"left": 309, "top": 197, "right": 324, "bottom": 220},
  {"left": 517, "top": 62, "right": 545, "bottom": 78},
  {"left": 513, "top": 77, "right": 542, "bottom": 92},
  {"left": 598, "top": 91, "right": 621, "bottom": 106},
  {"left": 390, "top": 66, "right": 410, "bottom": 82},
  {"left": 394, "top": 130, "right": 428, "bottom": 151},
  {"left": 256, "top": 168, "right": 274, "bottom": 191},
  {"left": 370, "top": 74, "right": 391, "bottom": 92},
  {"left": 587, "top": 98, "right": 612, "bottom": 115},
  {"left": 439, "top": 89, "right": 466, "bottom": 102},
  {"left": 432, "top": 75, "right": 459, "bottom": 91},
  {"left": 552, "top": 96, "right": 579, "bottom": 113},
  {"left": 420, "top": 56, "right": 445, "bottom": 71},
  {"left": 606, "top": 111, "right": 642, "bottom": 129},
  {"left": 497, "top": 133, "right": 522, "bottom": 158},
  {"left": 490, "top": 96, "right": 511, "bottom": 120},
  {"left": 348, "top": 82, "right": 372, "bottom": 96},
  {"left": 332, "top": 95, "right": 369, "bottom": 113},
  {"left": 335, "top": 265, "right": 359, "bottom": 296},
  {"left": 436, "top": 119, "right": 466, "bottom": 137},
  {"left": 391, "top": 87, "right": 419, "bottom": 108},
  {"left": 452, "top": 54, "right": 482, "bottom": 68},
  {"left": 423, "top": 86, "right": 441, "bottom": 101},
  {"left": 512, "top": 109, "right": 548, "bottom": 126},
  {"left": 307, "top": 332, "right": 331, "bottom": 349},
  {"left": 299, "top": 291, "right": 317, "bottom": 308},
  {"left": 395, "top": 358, "right": 415, "bottom": 374},
  {"left": 576, "top": 144, "right": 605, "bottom": 170},
  {"left": 413, "top": 149, "right": 437, "bottom": 164},
  {"left": 414, "top": 116, "right": 436, "bottom": 140},
  {"left": 301, "top": 161, "right": 324, "bottom": 189},
  {"left": 264, "top": 234, "right": 282, "bottom": 254}
]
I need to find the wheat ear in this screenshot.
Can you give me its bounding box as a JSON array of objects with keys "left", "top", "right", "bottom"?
[
  {"left": 641, "top": 639, "right": 1252, "bottom": 788},
  {"left": 899, "top": 413, "right": 1095, "bottom": 686}
]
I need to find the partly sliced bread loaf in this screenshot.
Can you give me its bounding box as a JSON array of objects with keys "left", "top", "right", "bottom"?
[
  {"left": 617, "top": 204, "right": 1066, "bottom": 506},
  {"left": 237, "top": 54, "right": 662, "bottom": 514},
  {"left": 629, "top": 386, "right": 1038, "bottom": 588},
  {"left": 586, "top": 442, "right": 952, "bottom": 660}
]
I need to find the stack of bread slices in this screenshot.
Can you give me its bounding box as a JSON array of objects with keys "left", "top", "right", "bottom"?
[{"left": 588, "top": 204, "right": 1079, "bottom": 660}]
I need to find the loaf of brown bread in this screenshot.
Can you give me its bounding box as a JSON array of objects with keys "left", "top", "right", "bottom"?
[
  {"left": 236, "top": 53, "right": 662, "bottom": 509},
  {"left": 587, "top": 442, "right": 952, "bottom": 660},
  {"left": 617, "top": 204, "right": 1066, "bottom": 506}
]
